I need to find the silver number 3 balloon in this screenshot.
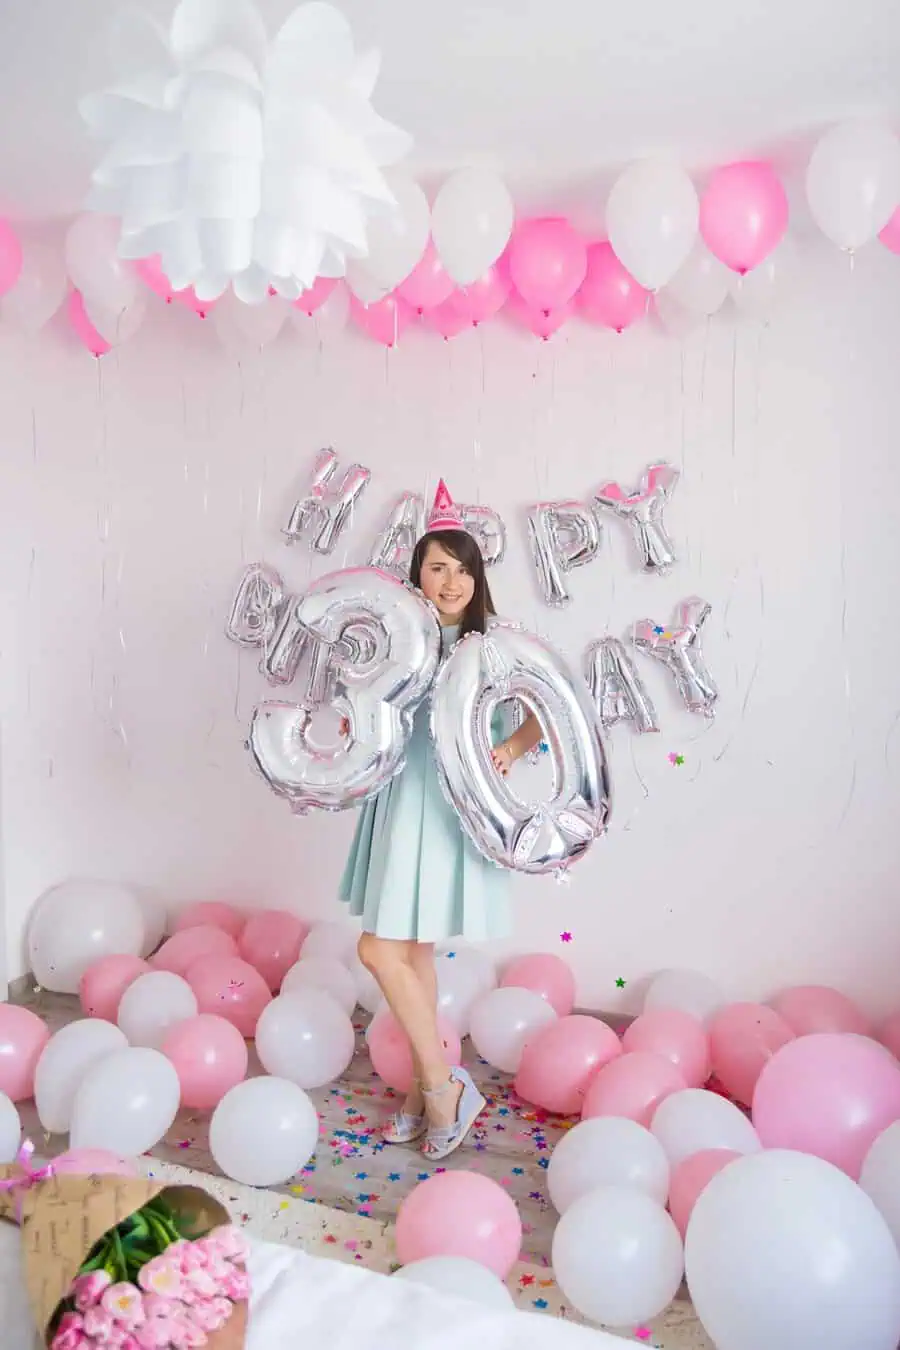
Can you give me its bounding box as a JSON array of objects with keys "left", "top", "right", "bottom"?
[
  {"left": 249, "top": 569, "right": 441, "bottom": 812},
  {"left": 431, "top": 623, "right": 612, "bottom": 874}
]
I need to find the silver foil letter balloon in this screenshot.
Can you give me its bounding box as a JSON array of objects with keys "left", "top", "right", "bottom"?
[
  {"left": 526, "top": 501, "right": 602, "bottom": 606},
  {"left": 225, "top": 563, "right": 286, "bottom": 647},
  {"left": 633, "top": 597, "right": 718, "bottom": 718},
  {"left": 367, "top": 492, "right": 425, "bottom": 577},
  {"left": 585, "top": 636, "right": 659, "bottom": 734},
  {"left": 249, "top": 567, "right": 441, "bottom": 812},
  {"left": 283, "top": 448, "right": 371, "bottom": 554},
  {"left": 460, "top": 503, "right": 507, "bottom": 567},
  {"left": 431, "top": 622, "right": 612, "bottom": 874},
  {"left": 594, "top": 463, "right": 679, "bottom": 573}
]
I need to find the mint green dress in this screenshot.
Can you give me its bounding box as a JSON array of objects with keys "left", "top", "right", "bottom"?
[{"left": 338, "top": 624, "right": 511, "bottom": 943}]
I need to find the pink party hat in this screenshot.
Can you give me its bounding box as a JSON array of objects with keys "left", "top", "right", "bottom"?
[{"left": 427, "top": 479, "right": 465, "bottom": 531}]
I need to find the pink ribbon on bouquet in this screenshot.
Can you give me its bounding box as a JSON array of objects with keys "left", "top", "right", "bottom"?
[{"left": 0, "top": 1139, "right": 55, "bottom": 1219}]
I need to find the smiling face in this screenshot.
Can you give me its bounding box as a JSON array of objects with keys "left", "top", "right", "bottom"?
[{"left": 417, "top": 538, "right": 476, "bottom": 625}]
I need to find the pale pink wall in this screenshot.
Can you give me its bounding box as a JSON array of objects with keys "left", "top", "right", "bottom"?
[{"left": 1, "top": 243, "right": 899, "bottom": 1013}]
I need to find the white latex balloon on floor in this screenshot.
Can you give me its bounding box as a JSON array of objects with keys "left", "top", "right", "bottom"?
[
  {"left": 256, "top": 989, "right": 356, "bottom": 1089},
  {"left": 28, "top": 880, "right": 146, "bottom": 994},
  {"left": 436, "top": 950, "right": 495, "bottom": 1038},
  {"left": 553, "top": 1186, "right": 684, "bottom": 1326},
  {"left": 469, "top": 986, "right": 557, "bottom": 1074},
  {"left": 70, "top": 1047, "right": 180, "bottom": 1154},
  {"left": 686, "top": 1149, "right": 900, "bottom": 1350},
  {"left": 860, "top": 1121, "right": 900, "bottom": 1251},
  {"left": 606, "top": 159, "right": 700, "bottom": 291},
  {"left": 300, "top": 921, "right": 359, "bottom": 965},
  {"left": 0, "top": 1091, "right": 21, "bottom": 1164},
  {"left": 651, "top": 1089, "right": 761, "bottom": 1166},
  {"left": 394, "top": 1256, "right": 514, "bottom": 1309},
  {"left": 431, "top": 167, "right": 514, "bottom": 285},
  {"left": 548, "top": 1117, "right": 670, "bottom": 1214},
  {"left": 806, "top": 121, "right": 900, "bottom": 251},
  {"left": 282, "top": 956, "right": 357, "bottom": 1016},
  {"left": 34, "top": 1019, "right": 127, "bottom": 1134},
  {"left": 643, "top": 970, "right": 726, "bottom": 1026},
  {"left": 210, "top": 1076, "right": 319, "bottom": 1187},
  {"left": 117, "top": 971, "right": 198, "bottom": 1049}
]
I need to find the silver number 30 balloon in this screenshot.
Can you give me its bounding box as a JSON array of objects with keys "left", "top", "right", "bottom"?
[
  {"left": 431, "top": 623, "right": 612, "bottom": 874},
  {"left": 249, "top": 569, "right": 440, "bottom": 812}
]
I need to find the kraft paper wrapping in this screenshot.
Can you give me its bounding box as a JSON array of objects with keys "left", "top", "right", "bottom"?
[{"left": 0, "top": 1169, "right": 247, "bottom": 1348}]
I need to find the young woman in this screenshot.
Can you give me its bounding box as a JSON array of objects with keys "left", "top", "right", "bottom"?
[{"left": 339, "top": 481, "right": 542, "bottom": 1159}]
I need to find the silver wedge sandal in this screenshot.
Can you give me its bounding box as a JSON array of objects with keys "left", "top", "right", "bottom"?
[{"left": 420, "top": 1067, "right": 486, "bottom": 1161}]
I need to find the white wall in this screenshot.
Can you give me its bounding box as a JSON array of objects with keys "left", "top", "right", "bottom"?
[{"left": 2, "top": 242, "right": 899, "bottom": 1015}]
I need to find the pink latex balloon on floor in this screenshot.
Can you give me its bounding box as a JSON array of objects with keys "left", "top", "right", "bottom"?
[
  {"left": 506, "top": 293, "right": 572, "bottom": 340},
  {"left": 699, "top": 162, "right": 788, "bottom": 274},
  {"left": 79, "top": 954, "right": 151, "bottom": 1021},
  {"left": 238, "top": 910, "right": 308, "bottom": 992},
  {"left": 581, "top": 1051, "right": 687, "bottom": 1127},
  {"left": 53, "top": 1147, "right": 138, "bottom": 1178},
  {"left": 508, "top": 218, "right": 587, "bottom": 313},
  {"left": 880, "top": 1012, "right": 900, "bottom": 1060},
  {"left": 152, "top": 925, "right": 238, "bottom": 978},
  {"left": 134, "top": 255, "right": 174, "bottom": 302},
  {"left": 770, "top": 985, "right": 871, "bottom": 1037},
  {"left": 396, "top": 1171, "right": 522, "bottom": 1278},
  {"left": 879, "top": 207, "right": 900, "bottom": 254},
  {"left": 69, "top": 290, "right": 111, "bottom": 357},
  {"left": 0, "top": 219, "right": 23, "bottom": 297},
  {"left": 709, "top": 1002, "right": 795, "bottom": 1106},
  {"left": 396, "top": 241, "right": 455, "bottom": 312},
  {"left": 293, "top": 276, "right": 338, "bottom": 316},
  {"left": 367, "top": 1007, "right": 461, "bottom": 1094},
  {"left": 450, "top": 262, "right": 511, "bottom": 325},
  {"left": 623, "top": 1009, "right": 710, "bottom": 1088},
  {"left": 667, "top": 1148, "right": 740, "bottom": 1238},
  {"left": 515, "top": 1016, "right": 622, "bottom": 1115},
  {"left": 501, "top": 953, "right": 575, "bottom": 1016},
  {"left": 0, "top": 1006, "right": 50, "bottom": 1102},
  {"left": 578, "top": 241, "right": 648, "bottom": 332},
  {"left": 173, "top": 902, "right": 245, "bottom": 940},
  {"left": 162, "top": 1014, "right": 248, "bottom": 1110},
  {"left": 349, "top": 293, "right": 413, "bottom": 347},
  {"left": 186, "top": 955, "right": 272, "bottom": 1038},
  {"left": 752, "top": 1032, "right": 900, "bottom": 1178}
]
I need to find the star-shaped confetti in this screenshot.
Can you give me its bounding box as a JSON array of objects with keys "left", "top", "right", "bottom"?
[
  {"left": 615, "top": 977, "right": 627, "bottom": 988},
  {"left": 634, "top": 1329, "right": 652, "bottom": 1343},
  {"left": 560, "top": 931, "right": 572, "bottom": 943},
  {"left": 653, "top": 625, "right": 665, "bottom": 635},
  {"left": 667, "top": 752, "right": 685, "bottom": 766}
]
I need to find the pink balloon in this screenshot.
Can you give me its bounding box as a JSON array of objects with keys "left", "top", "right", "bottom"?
[
  {"left": 879, "top": 207, "right": 900, "bottom": 255},
  {"left": 152, "top": 925, "right": 238, "bottom": 978},
  {"left": 0, "top": 219, "right": 23, "bottom": 297},
  {"left": 667, "top": 1149, "right": 740, "bottom": 1238},
  {"left": 349, "top": 293, "right": 413, "bottom": 347},
  {"left": 186, "top": 955, "right": 272, "bottom": 1038},
  {"left": 770, "top": 985, "right": 871, "bottom": 1037},
  {"left": 709, "top": 1002, "right": 796, "bottom": 1106},
  {"left": 699, "top": 162, "right": 789, "bottom": 274},
  {"left": 505, "top": 292, "right": 572, "bottom": 340},
  {"left": 578, "top": 242, "right": 649, "bottom": 331},
  {"left": 396, "top": 241, "right": 455, "bottom": 312},
  {"left": 79, "top": 954, "right": 151, "bottom": 1021},
  {"left": 293, "top": 276, "right": 338, "bottom": 315},
  {"left": 238, "top": 910, "right": 309, "bottom": 992},
  {"left": 172, "top": 286, "right": 212, "bottom": 318},
  {"left": 508, "top": 218, "right": 588, "bottom": 312},
  {"left": 68, "top": 290, "right": 111, "bottom": 357},
  {"left": 501, "top": 953, "right": 576, "bottom": 1016},
  {"left": 449, "top": 262, "right": 511, "bottom": 325},
  {"left": 422, "top": 295, "right": 473, "bottom": 340},
  {"left": 54, "top": 1148, "right": 138, "bottom": 1179},
  {"left": 622, "top": 1009, "right": 710, "bottom": 1089},
  {"left": 752, "top": 1032, "right": 900, "bottom": 1178},
  {"left": 396, "top": 1171, "right": 522, "bottom": 1278},
  {"left": 162, "top": 1014, "right": 249, "bottom": 1110},
  {"left": 581, "top": 1051, "right": 687, "bottom": 1126},
  {"left": 174, "top": 902, "right": 246, "bottom": 940},
  {"left": 134, "top": 255, "right": 175, "bottom": 303},
  {"left": 0, "top": 1005, "right": 50, "bottom": 1102},
  {"left": 367, "top": 1008, "right": 461, "bottom": 1093},
  {"left": 515, "top": 1015, "right": 622, "bottom": 1115},
  {"left": 879, "top": 1012, "right": 900, "bottom": 1059}
]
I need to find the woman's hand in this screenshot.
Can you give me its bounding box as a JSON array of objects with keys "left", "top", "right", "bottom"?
[{"left": 491, "top": 741, "right": 515, "bottom": 777}]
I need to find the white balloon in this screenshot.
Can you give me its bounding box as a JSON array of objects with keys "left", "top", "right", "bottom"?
[
  {"left": 643, "top": 969, "right": 726, "bottom": 1026},
  {"left": 394, "top": 1256, "right": 514, "bottom": 1310},
  {"left": 349, "top": 952, "right": 383, "bottom": 1015},
  {"left": 436, "top": 950, "right": 494, "bottom": 1038},
  {"left": 355, "top": 173, "right": 429, "bottom": 290},
  {"left": 729, "top": 235, "right": 797, "bottom": 323},
  {"left": 28, "top": 880, "right": 146, "bottom": 994},
  {"left": 431, "top": 167, "right": 514, "bottom": 285},
  {"left": 290, "top": 283, "right": 351, "bottom": 345},
  {"left": 686, "top": 1149, "right": 900, "bottom": 1350},
  {"left": 0, "top": 1092, "right": 21, "bottom": 1164},
  {"left": 117, "top": 971, "right": 198, "bottom": 1048},
  {"left": 256, "top": 989, "right": 355, "bottom": 1089},
  {"left": 860, "top": 1121, "right": 900, "bottom": 1251},
  {"left": 1, "top": 238, "right": 67, "bottom": 333},
  {"left": 210, "top": 1076, "right": 318, "bottom": 1186},
  {"left": 606, "top": 159, "right": 700, "bottom": 291},
  {"left": 213, "top": 290, "right": 286, "bottom": 350},
  {"left": 806, "top": 121, "right": 900, "bottom": 251},
  {"left": 300, "top": 921, "right": 359, "bottom": 966},
  {"left": 84, "top": 287, "right": 148, "bottom": 345},
  {"left": 548, "top": 1117, "right": 670, "bottom": 1215},
  {"left": 282, "top": 956, "right": 357, "bottom": 1016},
  {"left": 664, "top": 242, "right": 730, "bottom": 316},
  {"left": 139, "top": 894, "right": 168, "bottom": 957},
  {"left": 651, "top": 1089, "right": 761, "bottom": 1167},
  {"left": 653, "top": 289, "right": 706, "bottom": 340},
  {"left": 65, "top": 213, "right": 139, "bottom": 314},
  {"left": 345, "top": 259, "right": 391, "bottom": 304},
  {"left": 469, "top": 986, "right": 557, "bottom": 1074},
  {"left": 70, "top": 1047, "right": 180, "bottom": 1154},
  {"left": 35, "top": 1019, "right": 127, "bottom": 1134},
  {"left": 553, "top": 1186, "right": 684, "bottom": 1326}
]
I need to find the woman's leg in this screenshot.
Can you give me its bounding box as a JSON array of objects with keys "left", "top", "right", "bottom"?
[{"left": 405, "top": 943, "right": 438, "bottom": 1112}]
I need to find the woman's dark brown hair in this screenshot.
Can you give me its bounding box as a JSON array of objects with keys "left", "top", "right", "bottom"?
[{"left": 409, "top": 529, "right": 496, "bottom": 638}]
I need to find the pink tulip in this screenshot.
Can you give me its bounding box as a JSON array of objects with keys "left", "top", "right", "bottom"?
[{"left": 72, "top": 1271, "right": 112, "bottom": 1311}]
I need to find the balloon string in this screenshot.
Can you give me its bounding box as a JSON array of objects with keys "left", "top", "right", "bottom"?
[{"left": 833, "top": 260, "right": 858, "bottom": 833}]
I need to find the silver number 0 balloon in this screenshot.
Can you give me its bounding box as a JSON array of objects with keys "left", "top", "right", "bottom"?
[
  {"left": 249, "top": 568, "right": 441, "bottom": 812},
  {"left": 431, "top": 623, "right": 612, "bottom": 874}
]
